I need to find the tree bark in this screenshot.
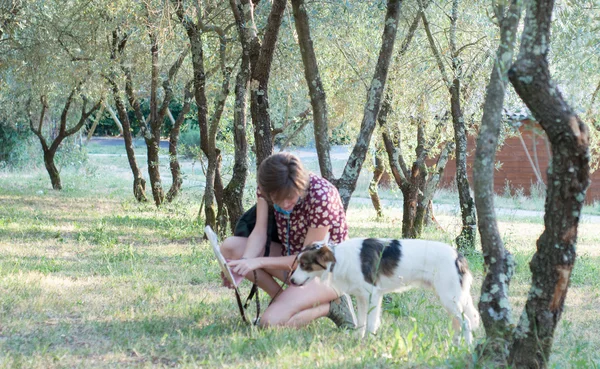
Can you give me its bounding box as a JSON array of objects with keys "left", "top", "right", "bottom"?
[
  {"left": 291, "top": 0, "right": 333, "bottom": 181},
  {"left": 415, "top": 140, "right": 453, "bottom": 236},
  {"left": 107, "top": 29, "right": 148, "bottom": 202},
  {"left": 473, "top": 0, "right": 522, "bottom": 362},
  {"left": 43, "top": 149, "right": 61, "bottom": 190},
  {"left": 380, "top": 102, "right": 451, "bottom": 239},
  {"left": 368, "top": 146, "right": 385, "bottom": 218},
  {"left": 174, "top": 1, "right": 241, "bottom": 230},
  {"left": 29, "top": 91, "right": 100, "bottom": 191},
  {"left": 249, "top": 0, "right": 287, "bottom": 167},
  {"left": 420, "top": 0, "right": 477, "bottom": 250},
  {"left": 145, "top": 30, "right": 165, "bottom": 207},
  {"left": 166, "top": 81, "right": 194, "bottom": 202},
  {"left": 107, "top": 79, "right": 148, "bottom": 202},
  {"left": 336, "top": 0, "right": 402, "bottom": 210},
  {"left": 450, "top": 77, "right": 477, "bottom": 250},
  {"left": 508, "top": 0, "right": 591, "bottom": 367},
  {"left": 223, "top": 0, "right": 252, "bottom": 232}
]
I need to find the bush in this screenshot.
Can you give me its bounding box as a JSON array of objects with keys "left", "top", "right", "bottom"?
[
  {"left": 0, "top": 124, "right": 43, "bottom": 169},
  {"left": 55, "top": 136, "right": 89, "bottom": 171},
  {"left": 330, "top": 123, "right": 352, "bottom": 145},
  {"left": 179, "top": 126, "right": 200, "bottom": 158}
]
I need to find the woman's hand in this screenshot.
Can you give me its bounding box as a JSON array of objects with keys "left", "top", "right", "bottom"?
[{"left": 227, "top": 258, "right": 262, "bottom": 277}]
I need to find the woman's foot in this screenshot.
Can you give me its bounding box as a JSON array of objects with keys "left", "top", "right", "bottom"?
[{"left": 327, "top": 294, "right": 357, "bottom": 329}]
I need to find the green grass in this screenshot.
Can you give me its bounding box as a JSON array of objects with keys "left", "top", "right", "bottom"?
[{"left": 0, "top": 150, "right": 599, "bottom": 368}]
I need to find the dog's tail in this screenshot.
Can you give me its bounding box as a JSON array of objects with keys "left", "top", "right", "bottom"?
[{"left": 455, "top": 254, "right": 480, "bottom": 329}]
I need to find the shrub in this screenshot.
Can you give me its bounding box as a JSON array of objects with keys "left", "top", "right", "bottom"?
[
  {"left": 179, "top": 126, "right": 200, "bottom": 158},
  {"left": 55, "top": 136, "right": 89, "bottom": 171},
  {"left": 0, "top": 124, "right": 43, "bottom": 169}
]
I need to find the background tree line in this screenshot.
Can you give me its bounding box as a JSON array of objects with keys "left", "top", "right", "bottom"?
[{"left": 1, "top": 0, "right": 598, "bottom": 367}]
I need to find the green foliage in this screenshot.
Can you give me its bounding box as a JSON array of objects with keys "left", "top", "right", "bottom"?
[
  {"left": 0, "top": 123, "right": 42, "bottom": 169},
  {"left": 330, "top": 122, "right": 353, "bottom": 145},
  {"left": 178, "top": 125, "right": 200, "bottom": 159},
  {"left": 54, "top": 136, "right": 89, "bottom": 171}
]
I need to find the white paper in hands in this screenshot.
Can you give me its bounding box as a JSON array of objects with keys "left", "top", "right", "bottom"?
[{"left": 205, "top": 226, "right": 244, "bottom": 287}]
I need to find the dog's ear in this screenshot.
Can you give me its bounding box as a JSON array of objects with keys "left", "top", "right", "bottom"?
[{"left": 316, "top": 244, "right": 336, "bottom": 264}]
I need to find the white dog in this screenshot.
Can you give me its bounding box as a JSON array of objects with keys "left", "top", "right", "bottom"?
[{"left": 290, "top": 238, "right": 480, "bottom": 344}]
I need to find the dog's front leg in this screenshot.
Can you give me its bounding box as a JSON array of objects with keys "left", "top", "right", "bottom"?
[
  {"left": 354, "top": 294, "right": 368, "bottom": 338},
  {"left": 366, "top": 292, "right": 383, "bottom": 336}
]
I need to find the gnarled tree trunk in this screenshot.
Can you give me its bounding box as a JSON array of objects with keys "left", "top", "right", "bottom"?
[
  {"left": 368, "top": 146, "right": 385, "bottom": 218},
  {"left": 335, "top": 0, "right": 402, "bottom": 209},
  {"left": 473, "top": 0, "right": 521, "bottom": 362},
  {"left": 507, "top": 0, "right": 590, "bottom": 367},
  {"left": 291, "top": 0, "right": 333, "bottom": 180},
  {"left": 145, "top": 30, "right": 165, "bottom": 207},
  {"left": 29, "top": 91, "right": 101, "bottom": 191},
  {"left": 222, "top": 0, "right": 252, "bottom": 232},
  {"left": 166, "top": 81, "right": 194, "bottom": 202},
  {"left": 107, "top": 78, "right": 148, "bottom": 202},
  {"left": 420, "top": 0, "right": 477, "bottom": 250},
  {"left": 248, "top": 0, "right": 287, "bottom": 167}
]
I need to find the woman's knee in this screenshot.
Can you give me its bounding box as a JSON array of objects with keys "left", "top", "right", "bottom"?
[
  {"left": 259, "top": 305, "right": 292, "bottom": 327},
  {"left": 220, "top": 236, "right": 245, "bottom": 259}
]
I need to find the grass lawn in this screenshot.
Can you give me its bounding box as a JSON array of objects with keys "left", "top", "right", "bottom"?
[{"left": 0, "top": 149, "right": 599, "bottom": 368}]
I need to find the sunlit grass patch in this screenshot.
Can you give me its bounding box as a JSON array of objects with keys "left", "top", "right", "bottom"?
[{"left": 1, "top": 153, "right": 599, "bottom": 368}]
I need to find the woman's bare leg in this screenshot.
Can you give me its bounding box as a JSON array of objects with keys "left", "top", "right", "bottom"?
[
  {"left": 220, "top": 236, "right": 286, "bottom": 298},
  {"left": 259, "top": 278, "right": 338, "bottom": 328}
]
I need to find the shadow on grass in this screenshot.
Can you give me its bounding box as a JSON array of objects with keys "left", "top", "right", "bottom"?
[{"left": 0, "top": 313, "right": 331, "bottom": 366}]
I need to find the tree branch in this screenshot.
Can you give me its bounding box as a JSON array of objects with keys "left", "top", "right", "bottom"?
[{"left": 419, "top": 0, "right": 452, "bottom": 89}]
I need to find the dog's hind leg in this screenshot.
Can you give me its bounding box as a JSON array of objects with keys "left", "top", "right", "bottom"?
[
  {"left": 355, "top": 295, "right": 368, "bottom": 338},
  {"left": 366, "top": 292, "right": 383, "bottom": 336}
]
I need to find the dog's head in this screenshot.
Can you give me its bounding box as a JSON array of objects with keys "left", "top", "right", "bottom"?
[{"left": 290, "top": 241, "right": 336, "bottom": 287}]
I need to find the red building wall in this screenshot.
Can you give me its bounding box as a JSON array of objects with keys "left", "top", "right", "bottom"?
[{"left": 438, "top": 124, "right": 599, "bottom": 203}]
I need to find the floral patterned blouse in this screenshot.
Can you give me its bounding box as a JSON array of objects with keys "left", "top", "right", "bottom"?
[{"left": 257, "top": 174, "right": 348, "bottom": 256}]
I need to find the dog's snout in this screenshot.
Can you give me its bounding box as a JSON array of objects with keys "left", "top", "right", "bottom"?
[{"left": 290, "top": 276, "right": 304, "bottom": 287}]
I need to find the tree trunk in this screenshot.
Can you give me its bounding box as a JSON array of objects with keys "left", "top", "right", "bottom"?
[
  {"left": 508, "top": 0, "right": 591, "bottom": 367},
  {"left": 414, "top": 191, "right": 427, "bottom": 236},
  {"left": 166, "top": 82, "right": 193, "bottom": 202},
  {"left": 145, "top": 31, "right": 165, "bottom": 207},
  {"left": 112, "top": 89, "right": 148, "bottom": 203},
  {"left": 419, "top": 140, "right": 453, "bottom": 234},
  {"left": 145, "top": 137, "right": 164, "bottom": 206},
  {"left": 450, "top": 77, "right": 477, "bottom": 250},
  {"left": 173, "top": 5, "right": 210, "bottom": 219},
  {"left": 43, "top": 149, "right": 61, "bottom": 190},
  {"left": 291, "top": 0, "right": 333, "bottom": 181},
  {"left": 86, "top": 104, "right": 106, "bottom": 142},
  {"left": 249, "top": 0, "right": 287, "bottom": 167},
  {"left": 449, "top": 0, "right": 476, "bottom": 251},
  {"left": 421, "top": 0, "right": 476, "bottom": 250},
  {"left": 204, "top": 29, "right": 232, "bottom": 232},
  {"left": 29, "top": 90, "right": 100, "bottom": 192},
  {"left": 223, "top": 0, "right": 252, "bottom": 232},
  {"left": 473, "top": 0, "right": 521, "bottom": 362},
  {"left": 401, "top": 184, "right": 420, "bottom": 238},
  {"left": 368, "top": 148, "right": 385, "bottom": 218},
  {"left": 108, "top": 30, "right": 148, "bottom": 202},
  {"left": 336, "top": 0, "right": 402, "bottom": 209}
]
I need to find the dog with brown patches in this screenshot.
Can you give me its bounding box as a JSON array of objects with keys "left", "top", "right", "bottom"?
[{"left": 290, "top": 238, "right": 480, "bottom": 344}]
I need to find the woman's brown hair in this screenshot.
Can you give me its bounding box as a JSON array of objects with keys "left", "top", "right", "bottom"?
[{"left": 258, "top": 152, "right": 309, "bottom": 204}]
